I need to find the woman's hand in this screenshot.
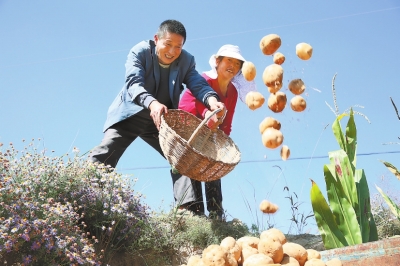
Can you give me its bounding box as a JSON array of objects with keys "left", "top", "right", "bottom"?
[
  {"left": 207, "top": 96, "right": 227, "bottom": 119},
  {"left": 205, "top": 109, "right": 225, "bottom": 132}
]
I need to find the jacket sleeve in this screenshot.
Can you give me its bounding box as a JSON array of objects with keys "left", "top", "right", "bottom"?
[
  {"left": 124, "top": 42, "right": 155, "bottom": 109},
  {"left": 182, "top": 56, "right": 219, "bottom": 108}
]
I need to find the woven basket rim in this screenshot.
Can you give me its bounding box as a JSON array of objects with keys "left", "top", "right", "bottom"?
[
  {"left": 163, "top": 110, "right": 240, "bottom": 161},
  {"left": 159, "top": 109, "right": 241, "bottom": 181}
]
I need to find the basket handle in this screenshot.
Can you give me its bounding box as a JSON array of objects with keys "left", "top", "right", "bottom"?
[{"left": 187, "top": 108, "right": 223, "bottom": 147}]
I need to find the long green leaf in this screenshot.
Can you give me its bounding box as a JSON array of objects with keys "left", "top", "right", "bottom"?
[
  {"left": 328, "top": 150, "right": 358, "bottom": 210},
  {"left": 324, "top": 165, "right": 362, "bottom": 245},
  {"left": 310, "top": 179, "right": 348, "bottom": 249},
  {"left": 332, "top": 113, "right": 348, "bottom": 151},
  {"left": 345, "top": 109, "right": 357, "bottom": 169},
  {"left": 376, "top": 185, "right": 400, "bottom": 221},
  {"left": 380, "top": 161, "right": 400, "bottom": 180},
  {"left": 369, "top": 212, "right": 379, "bottom": 241},
  {"left": 354, "top": 169, "right": 371, "bottom": 242}
]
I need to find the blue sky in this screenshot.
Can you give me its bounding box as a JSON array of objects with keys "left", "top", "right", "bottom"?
[{"left": 1, "top": 1, "right": 400, "bottom": 234}]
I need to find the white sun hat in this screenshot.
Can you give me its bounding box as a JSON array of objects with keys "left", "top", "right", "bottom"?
[
  {"left": 203, "top": 44, "right": 257, "bottom": 103},
  {"left": 216, "top": 44, "right": 246, "bottom": 62}
]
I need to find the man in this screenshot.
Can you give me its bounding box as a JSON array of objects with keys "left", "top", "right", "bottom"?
[{"left": 89, "top": 19, "right": 226, "bottom": 213}]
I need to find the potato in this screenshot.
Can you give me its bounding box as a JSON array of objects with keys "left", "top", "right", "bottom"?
[
  {"left": 245, "top": 91, "right": 265, "bottom": 110},
  {"left": 260, "top": 228, "right": 286, "bottom": 245},
  {"left": 241, "top": 246, "right": 259, "bottom": 264},
  {"left": 290, "top": 96, "right": 307, "bottom": 112},
  {"left": 242, "top": 61, "right": 257, "bottom": 81},
  {"left": 280, "top": 145, "right": 290, "bottom": 161},
  {"left": 282, "top": 243, "right": 307, "bottom": 266},
  {"left": 304, "top": 258, "right": 325, "bottom": 266},
  {"left": 262, "top": 128, "right": 284, "bottom": 149},
  {"left": 288, "top": 79, "right": 305, "bottom": 95},
  {"left": 226, "top": 253, "right": 239, "bottom": 266},
  {"left": 202, "top": 244, "right": 228, "bottom": 266},
  {"left": 237, "top": 236, "right": 260, "bottom": 249},
  {"left": 268, "top": 91, "right": 287, "bottom": 113},
  {"left": 273, "top": 52, "right": 285, "bottom": 65},
  {"left": 243, "top": 253, "right": 274, "bottom": 266},
  {"left": 306, "top": 249, "right": 321, "bottom": 260},
  {"left": 325, "top": 258, "right": 342, "bottom": 266},
  {"left": 221, "top": 236, "right": 241, "bottom": 262},
  {"left": 280, "top": 254, "right": 300, "bottom": 266},
  {"left": 187, "top": 255, "right": 202, "bottom": 266},
  {"left": 259, "top": 117, "right": 281, "bottom": 134},
  {"left": 296, "top": 43, "right": 313, "bottom": 60},
  {"left": 259, "top": 200, "right": 279, "bottom": 214},
  {"left": 258, "top": 236, "right": 284, "bottom": 263},
  {"left": 262, "top": 64, "right": 283, "bottom": 93},
  {"left": 260, "top": 34, "right": 281, "bottom": 55}
]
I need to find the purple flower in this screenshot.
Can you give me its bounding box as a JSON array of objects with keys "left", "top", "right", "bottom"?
[
  {"left": 4, "top": 240, "right": 13, "bottom": 252},
  {"left": 21, "top": 233, "right": 30, "bottom": 241},
  {"left": 31, "top": 240, "right": 41, "bottom": 250},
  {"left": 22, "top": 255, "right": 32, "bottom": 265}
]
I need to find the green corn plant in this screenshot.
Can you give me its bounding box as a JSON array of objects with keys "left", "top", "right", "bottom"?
[
  {"left": 310, "top": 109, "right": 378, "bottom": 250},
  {"left": 376, "top": 162, "right": 400, "bottom": 221},
  {"left": 376, "top": 97, "right": 400, "bottom": 221}
]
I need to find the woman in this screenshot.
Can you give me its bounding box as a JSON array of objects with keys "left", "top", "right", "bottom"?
[{"left": 173, "top": 44, "right": 256, "bottom": 220}]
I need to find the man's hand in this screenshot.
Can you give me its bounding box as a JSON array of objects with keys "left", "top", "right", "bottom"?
[
  {"left": 149, "top": 100, "right": 168, "bottom": 130},
  {"left": 207, "top": 96, "right": 226, "bottom": 119}
]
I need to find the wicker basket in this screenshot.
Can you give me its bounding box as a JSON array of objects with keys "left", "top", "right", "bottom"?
[{"left": 159, "top": 109, "right": 241, "bottom": 182}]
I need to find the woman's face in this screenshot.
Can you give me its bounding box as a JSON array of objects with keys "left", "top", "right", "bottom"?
[{"left": 216, "top": 57, "right": 242, "bottom": 81}]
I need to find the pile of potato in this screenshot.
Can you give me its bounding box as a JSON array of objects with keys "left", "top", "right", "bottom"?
[
  {"left": 181, "top": 199, "right": 341, "bottom": 265},
  {"left": 241, "top": 33, "right": 313, "bottom": 161},
  {"left": 182, "top": 227, "right": 342, "bottom": 266}
]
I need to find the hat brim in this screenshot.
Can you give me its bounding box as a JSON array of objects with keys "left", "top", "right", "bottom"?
[{"left": 216, "top": 51, "right": 245, "bottom": 62}]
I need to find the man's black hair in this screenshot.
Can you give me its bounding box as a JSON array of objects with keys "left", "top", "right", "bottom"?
[{"left": 157, "top": 19, "right": 186, "bottom": 44}]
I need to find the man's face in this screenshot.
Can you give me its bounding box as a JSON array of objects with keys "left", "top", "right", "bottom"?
[{"left": 154, "top": 32, "right": 184, "bottom": 65}]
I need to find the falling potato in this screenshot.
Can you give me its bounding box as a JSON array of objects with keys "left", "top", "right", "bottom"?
[
  {"left": 242, "top": 61, "right": 257, "bottom": 81},
  {"left": 259, "top": 117, "right": 281, "bottom": 134},
  {"left": 280, "top": 145, "right": 290, "bottom": 161},
  {"left": 290, "top": 95, "right": 307, "bottom": 112},
  {"left": 245, "top": 91, "right": 265, "bottom": 110},
  {"left": 261, "top": 127, "right": 284, "bottom": 149},
  {"left": 260, "top": 34, "right": 281, "bottom": 55},
  {"left": 296, "top": 42, "right": 313, "bottom": 60},
  {"left": 262, "top": 64, "right": 284, "bottom": 93},
  {"left": 288, "top": 79, "right": 306, "bottom": 95},
  {"left": 259, "top": 199, "right": 279, "bottom": 214},
  {"left": 273, "top": 52, "right": 285, "bottom": 65},
  {"left": 268, "top": 91, "right": 287, "bottom": 113}
]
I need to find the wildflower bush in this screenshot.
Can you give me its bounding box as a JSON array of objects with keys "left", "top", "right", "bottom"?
[
  {"left": 127, "top": 212, "right": 250, "bottom": 265},
  {"left": 0, "top": 140, "right": 255, "bottom": 265},
  {"left": 0, "top": 140, "right": 150, "bottom": 265}
]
